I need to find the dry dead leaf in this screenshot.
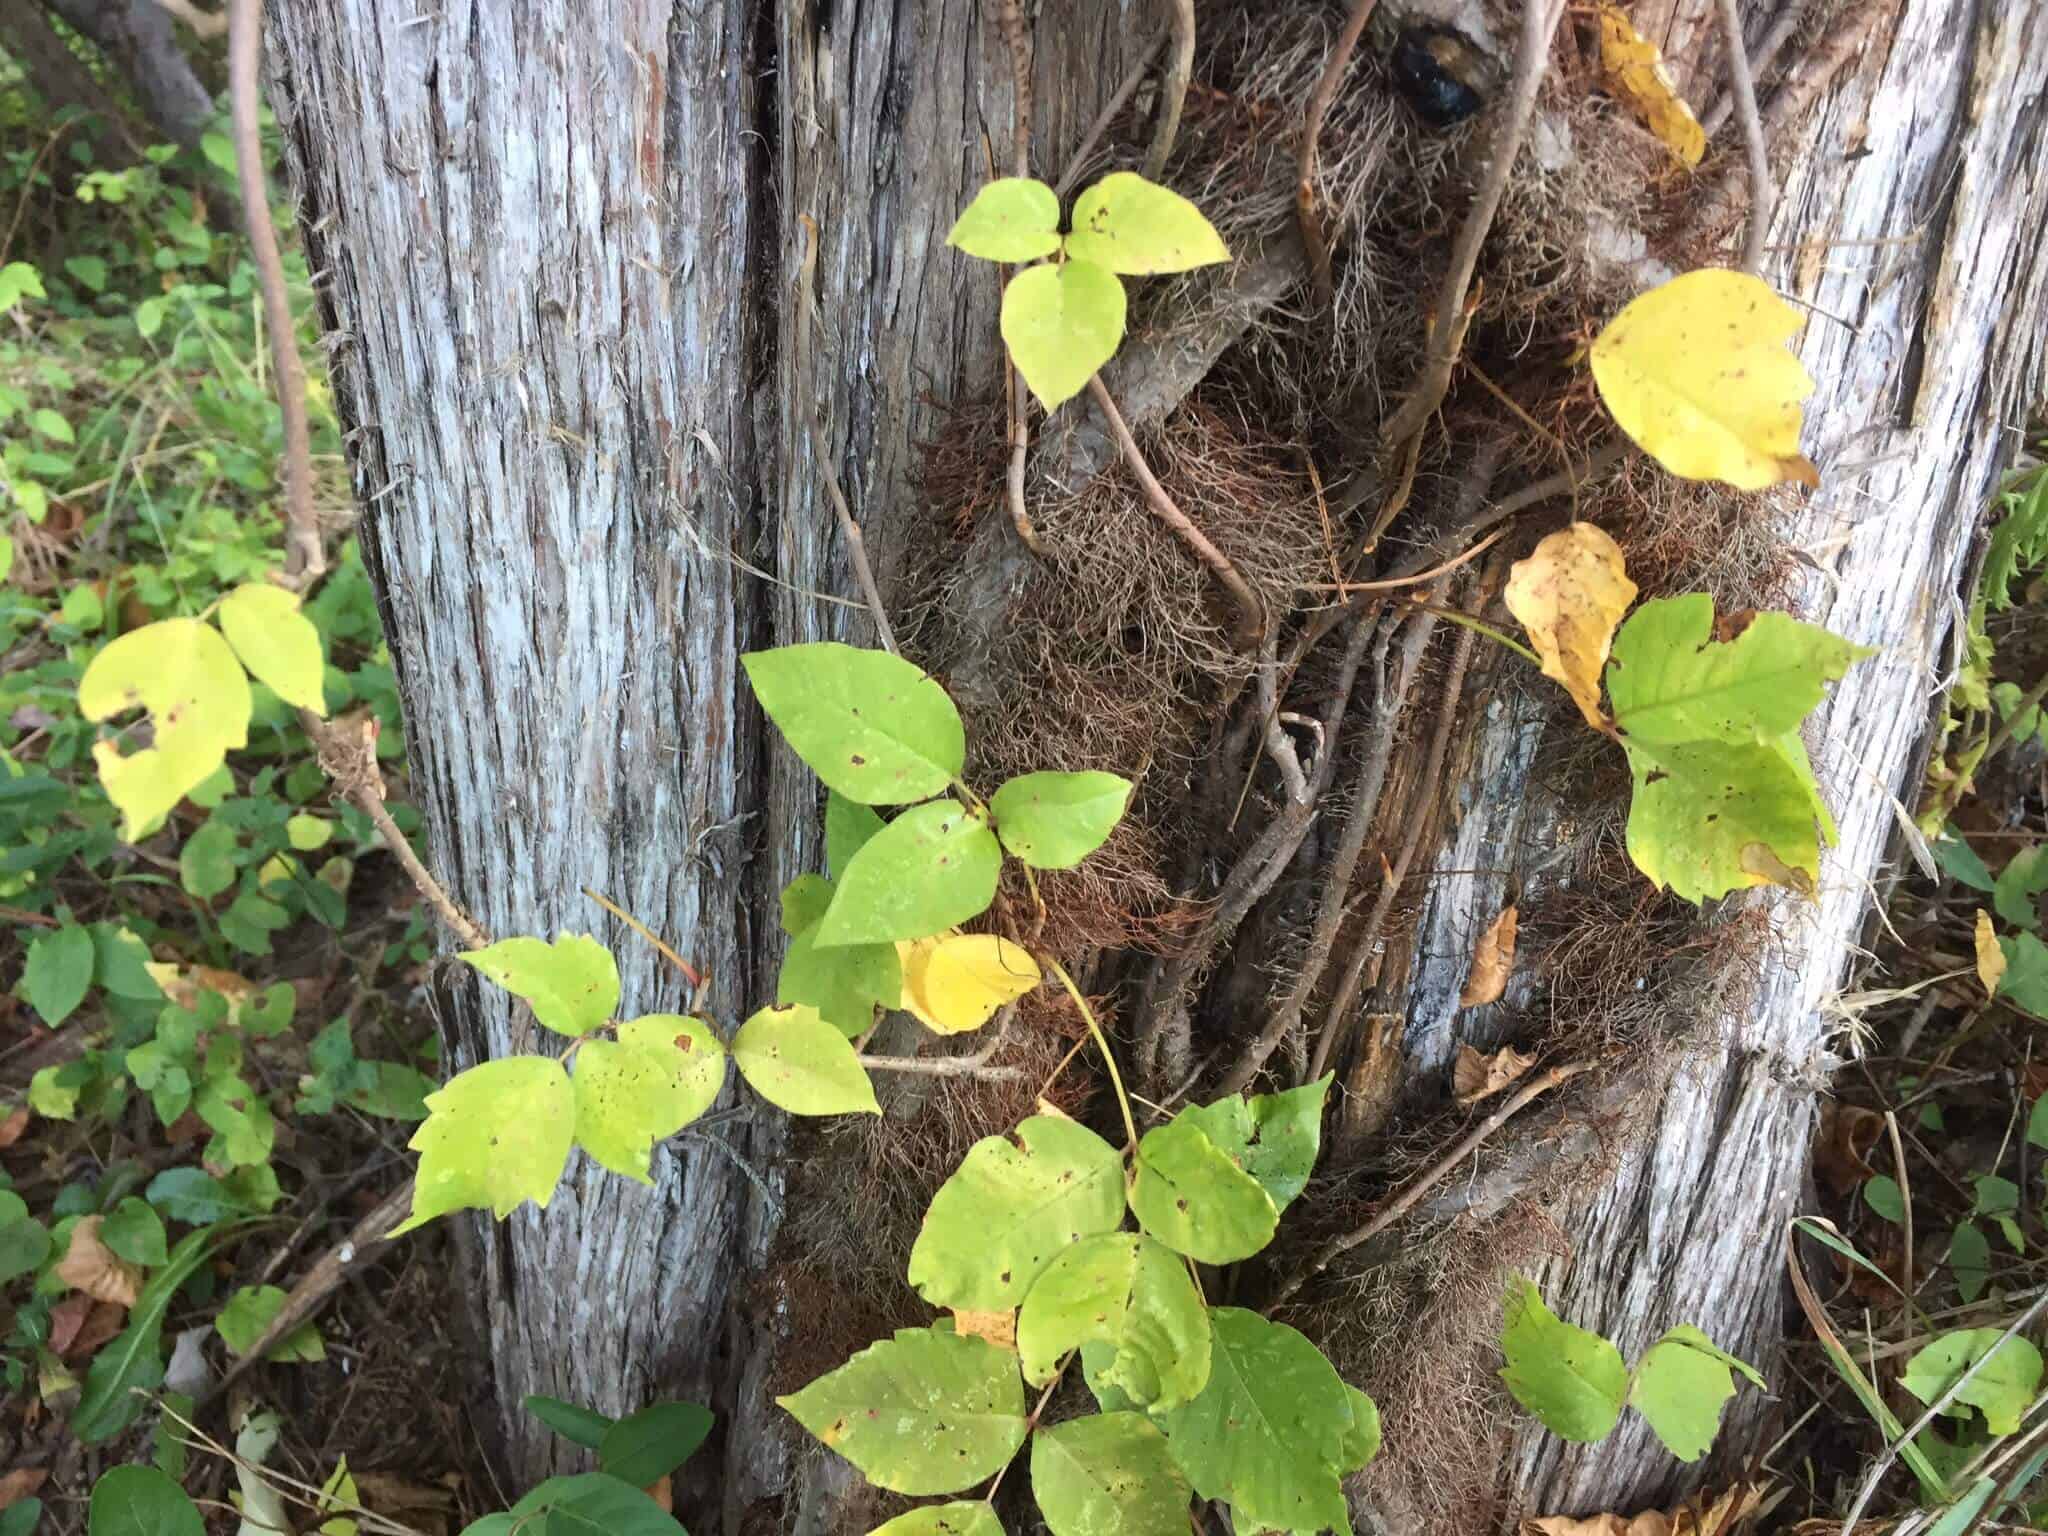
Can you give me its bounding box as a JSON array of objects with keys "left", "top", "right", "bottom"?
[
  {"left": 646, "top": 1475, "right": 672, "bottom": 1514},
  {"left": 46, "top": 1295, "right": 91, "bottom": 1356},
  {"left": 54, "top": 1216, "right": 142, "bottom": 1307},
  {"left": 1740, "top": 842, "right": 1816, "bottom": 900},
  {"left": 1976, "top": 908, "right": 2007, "bottom": 998},
  {"left": 1597, "top": 6, "right": 1707, "bottom": 167},
  {"left": 1504, "top": 523, "right": 1638, "bottom": 731},
  {"left": 70, "top": 1299, "right": 127, "bottom": 1359},
  {"left": 953, "top": 1308, "right": 1017, "bottom": 1351},
  {"left": 0, "top": 1468, "right": 48, "bottom": 1510},
  {"left": 146, "top": 961, "right": 259, "bottom": 1018},
  {"left": 1527, "top": 1484, "right": 1764, "bottom": 1536},
  {"left": 1813, "top": 1102, "right": 1884, "bottom": 1195},
  {"left": 352, "top": 1472, "right": 456, "bottom": 1536},
  {"left": 1460, "top": 905, "right": 1520, "bottom": 1007},
  {"left": 1454, "top": 1043, "right": 1536, "bottom": 1106},
  {"left": 0, "top": 1106, "right": 27, "bottom": 1148}
]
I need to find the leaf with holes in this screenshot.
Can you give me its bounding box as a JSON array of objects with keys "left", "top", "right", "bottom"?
[
  {"left": 1901, "top": 1329, "right": 2043, "bottom": 1435},
  {"left": 573, "top": 1015, "right": 727, "bottom": 1182},
  {"left": 1015, "top": 1233, "right": 1210, "bottom": 1411},
  {"left": 79, "top": 618, "right": 251, "bottom": 839},
  {"left": 1063, "top": 173, "right": 1230, "bottom": 275},
  {"left": 216, "top": 582, "right": 327, "bottom": 714},
  {"left": 744, "top": 643, "right": 965, "bottom": 805},
  {"left": 1128, "top": 1116, "right": 1277, "bottom": 1264},
  {"left": 867, "top": 1504, "right": 1005, "bottom": 1536},
  {"left": 1498, "top": 1275, "right": 1627, "bottom": 1443},
  {"left": 816, "top": 800, "right": 1002, "bottom": 947},
  {"left": 731, "top": 1003, "right": 879, "bottom": 1116},
  {"left": 1590, "top": 269, "right": 1819, "bottom": 490},
  {"left": 388, "top": 1057, "right": 575, "bottom": 1235},
  {"left": 778, "top": 1327, "right": 1028, "bottom": 1495},
  {"left": 1000, "top": 259, "right": 1126, "bottom": 411},
  {"left": 988, "top": 771, "right": 1132, "bottom": 869},
  {"left": 460, "top": 933, "right": 619, "bottom": 1038},
  {"left": 1031, "top": 1412, "right": 1190, "bottom": 1536},
  {"left": 947, "top": 177, "right": 1063, "bottom": 262},
  {"left": 909, "top": 1115, "right": 1125, "bottom": 1311},
  {"left": 1620, "top": 735, "right": 1831, "bottom": 903}
]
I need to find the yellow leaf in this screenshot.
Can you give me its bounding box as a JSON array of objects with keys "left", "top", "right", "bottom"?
[
  {"left": 1977, "top": 909, "right": 2008, "bottom": 998},
  {"left": 1453, "top": 1043, "right": 1535, "bottom": 1106},
  {"left": 953, "top": 1308, "right": 1017, "bottom": 1351},
  {"left": 1504, "top": 523, "right": 1638, "bottom": 731},
  {"left": 80, "top": 617, "right": 252, "bottom": 839},
  {"left": 1597, "top": 6, "right": 1706, "bottom": 167},
  {"left": 217, "top": 582, "right": 328, "bottom": 714},
  {"left": 1590, "top": 269, "right": 1820, "bottom": 490},
  {"left": 900, "top": 934, "right": 1041, "bottom": 1035},
  {"left": 1459, "top": 905, "right": 1520, "bottom": 1008}
]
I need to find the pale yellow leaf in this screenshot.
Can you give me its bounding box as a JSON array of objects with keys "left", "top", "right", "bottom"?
[
  {"left": 1504, "top": 523, "right": 1638, "bottom": 730},
  {"left": 1597, "top": 6, "right": 1706, "bottom": 167},
  {"left": 1459, "top": 904, "right": 1520, "bottom": 1008},
  {"left": 1977, "top": 909, "right": 2008, "bottom": 998},
  {"left": 80, "top": 617, "right": 251, "bottom": 838},
  {"left": 217, "top": 582, "right": 328, "bottom": 714},
  {"left": 1590, "top": 269, "right": 1819, "bottom": 490},
  {"left": 1453, "top": 1044, "right": 1536, "bottom": 1106},
  {"left": 54, "top": 1216, "right": 141, "bottom": 1307},
  {"left": 899, "top": 933, "right": 1040, "bottom": 1035},
  {"left": 953, "top": 1308, "right": 1017, "bottom": 1351}
]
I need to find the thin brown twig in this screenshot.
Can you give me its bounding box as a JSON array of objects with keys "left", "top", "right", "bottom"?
[
  {"left": 1145, "top": 0, "right": 1196, "bottom": 179},
  {"left": 1056, "top": 24, "right": 1171, "bottom": 200},
  {"left": 582, "top": 886, "right": 704, "bottom": 990},
  {"left": 227, "top": 0, "right": 323, "bottom": 588},
  {"left": 1086, "top": 373, "right": 1263, "bottom": 643},
  {"left": 1268, "top": 1060, "right": 1596, "bottom": 1308},
  {"left": 858, "top": 1004, "right": 1024, "bottom": 1081},
  {"left": 992, "top": 0, "right": 1044, "bottom": 557},
  {"left": 1304, "top": 525, "right": 1509, "bottom": 595},
  {"left": 1702, "top": 0, "right": 1804, "bottom": 137},
  {"left": 1380, "top": 0, "right": 1566, "bottom": 446},
  {"left": 797, "top": 215, "right": 899, "bottom": 650},
  {"left": 1716, "top": 0, "right": 1773, "bottom": 274},
  {"left": 1296, "top": 0, "right": 1382, "bottom": 309}
]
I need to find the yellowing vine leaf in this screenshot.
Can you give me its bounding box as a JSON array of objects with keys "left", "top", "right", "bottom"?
[
  {"left": 1063, "top": 172, "right": 1231, "bottom": 275},
  {"left": 1590, "top": 269, "right": 1819, "bottom": 490},
  {"left": 1504, "top": 523, "right": 1638, "bottom": 730},
  {"left": 387, "top": 1056, "right": 575, "bottom": 1235},
  {"left": 459, "top": 933, "right": 620, "bottom": 1038},
  {"left": 1001, "top": 258, "right": 1126, "bottom": 410},
  {"left": 900, "top": 934, "right": 1040, "bottom": 1035},
  {"left": 1596, "top": 7, "right": 1706, "bottom": 167},
  {"left": 1976, "top": 909, "right": 2007, "bottom": 997},
  {"left": 571, "top": 1015, "right": 727, "bottom": 1183},
  {"left": 216, "top": 582, "right": 328, "bottom": 714},
  {"left": 946, "top": 177, "right": 1063, "bottom": 262},
  {"left": 730, "top": 1003, "right": 879, "bottom": 1116},
  {"left": 79, "top": 618, "right": 251, "bottom": 838}
]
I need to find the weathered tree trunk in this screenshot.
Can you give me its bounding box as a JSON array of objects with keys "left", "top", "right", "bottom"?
[
  {"left": 40, "top": 0, "right": 215, "bottom": 149},
  {"left": 263, "top": 0, "right": 2048, "bottom": 1531},
  {"left": 0, "top": 0, "right": 143, "bottom": 154}
]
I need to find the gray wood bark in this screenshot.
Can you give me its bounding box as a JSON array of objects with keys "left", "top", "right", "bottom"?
[
  {"left": 262, "top": 0, "right": 2047, "bottom": 1530},
  {"left": 40, "top": 0, "right": 215, "bottom": 149}
]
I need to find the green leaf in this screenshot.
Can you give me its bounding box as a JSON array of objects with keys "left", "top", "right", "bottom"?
[
  {"left": 947, "top": 177, "right": 1063, "bottom": 262},
  {"left": 65, "top": 254, "right": 108, "bottom": 292},
  {"left": 777, "top": 1326, "right": 1028, "bottom": 1495},
  {"left": 1015, "top": 1233, "right": 1210, "bottom": 1411},
  {"left": 30, "top": 408, "right": 73, "bottom": 445},
  {"left": 1063, "top": 173, "right": 1231, "bottom": 275},
  {"left": 1950, "top": 1223, "right": 1991, "bottom": 1304},
  {"left": 216, "top": 584, "right": 328, "bottom": 714},
  {"left": 2028, "top": 1096, "right": 2048, "bottom": 1151},
  {"left": 1629, "top": 1325, "right": 1757, "bottom": 1462},
  {"left": 0, "top": 1210, "right": 52, "bottom": 1285},
  {"left": 1000, "top": 259, "right": 1126, "bottom": 411},
  {"left": 815, "top": 801, "right": 1002, "bottom": 946},
  {"left": 88, "top": 1466, "right": 203, "bottom": 1536},
  {"left": 781, "top": 874, "right": 836, "bottom": 935},
  {"left": 179, "top": 817, "right": 241, "bottom": 898},
  {"left": 286, "top": 814, "right": 334, "bottom": 851},
  {"left": 867, "top": 1503, "right": 1004, "bottom": 1536},
  {"left": 0, "top": 260, "right": 47, "bottom": 313},
  {"left": 1994, "top": 846, "right": 2048, "bottom": 930},
  {"left": 743, "top": 643, "right": 966, "bottom": 805},
  {"left": 74, "top": 1228, "right": 218, "bottom": 1442},
  {"left": 778, "top": 916, "right": 901, "bottom": 1037},
  {"left": 988, "top": 772, "right": 1132, "bottom": 869},
  {"left": 1497, "top": 1275, "right": 1627, "bottom": 1443},
  {"left": 1336, "top": 1385, "right": 1381, "bottom": 1473},
  {"left": 909, "top": 1115, "right": 1126, "bottom": 1310},
  {"left": 1606, "top": 596, "right": 1869, "bottom": 746},
  {"left": 2001, "top": 933, "right": 2048, "bottom": 1014},
  {"left": 524, "top": 1395, "right": 617, "bottom": 1450},
  {"left": 1031, "top": 1411, "right": 1190, "bottom": 1536},
  {"left": 80, "top": 618, "right": 252, "bottom": 839},
  {"left": 389, "top": 1057, "right": 576, "bottom": 1235},
  {"left": 1128, "top": 1116, "right": 1277, "bottom": 1264},
  {"left": 1901, "top": 1329, "right": 2044, "bottom": 1435},
  {"left": 135, "top": 296, "right": 168, "bottom": 337},
  {"left": 1865, "top": 1175, "right": 1906, "bottom": 1223},
  {"left": 460, "top": 933, "right": 620, "bottom": 1038},
  {"left": 1935, "top": 832, "right": 1997, "bottom": 892},
  {"left": 146, "top": 1168, "right": 237, "bottom": 1225},
  {"left": 215, "top": 1284, "right": 326, "bottom": 1361},
  {"left": 599, "top": 1400, "right": 715, "bottom": 1486},
  {"left": 23, "top": 923, "right": 95, "bottom": 1027},
  {"left": 30, "top": 1062, "right": 83, "bottom": 1119},
  {"left": 1155, "top": 1307, "right": 1357, "bottom": 1536},
  {"left": 827, "top": 792, "right": 886, "bottom": 879},
  {"left": 571, "top": 1015, "right": 726, "bottom": 1182},
  {"left": 100, "top": 1197, "right": 168, "bottom": 1267},
  {"left": 1621, "top": 736, "right": 1829, "bottom": 904},
  {"left": 1174, "top": 1079, "right": 1331, "bottom": 1216},
  {"left": 502, "top": 1474, "right": 684, "bottom": 1536},
  {"left": 731, "top": 1003, "right": 879, "bottom": 1116},
  {"left": 1, "top": 1501, "right": 40, "bottom": 1536}
]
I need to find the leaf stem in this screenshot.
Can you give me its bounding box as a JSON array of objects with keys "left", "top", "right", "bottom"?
[
  {"left": 1048, "top": 959, "right": 1139, "bottom": 1151},
  {"left": 581, "top": 885, "right": 705, "bottom": 990},
  {"left": 1403, "top": 601, "right": 1540, "bottom": 665}
]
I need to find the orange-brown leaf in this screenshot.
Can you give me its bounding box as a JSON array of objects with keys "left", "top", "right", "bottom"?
[
  {"left": 54, "top": 1216, "right": 142, "bottom": 1307},
  {"left": 953, "top": 1308, "right": 1017, "bottom": 1351},
  {"left": 1813, "top": 1102, "right": 1883, "bottom": 1196},
  {"left": 1504, "top": 523, "right": 1638, "bottom": 731},
  {"left": 0, "top": 1468, "right": 47, "bottom": 1510},
  {"left": 1460, "top": 905, "right": 1520, "bottom": 1007},
  {"left": 1453, "top": 1044, "right": 1536, "bottom": 1107}
]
